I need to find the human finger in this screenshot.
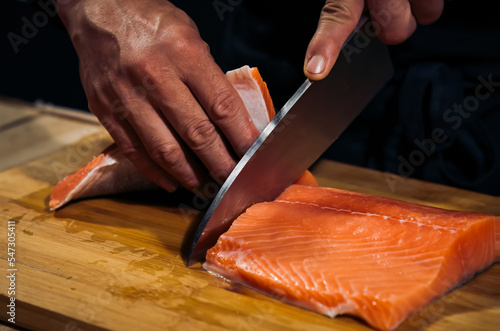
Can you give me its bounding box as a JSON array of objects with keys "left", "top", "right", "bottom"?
[
  {"left": 119, "top": 95, "right": 212, "bottom": 192},
  {"left": 90, "top": 102, "right": 180, "bottom": 193},
  {"left": 152, "top": 78, "right": 239, "bottom": 183},
  {"left": 409, "top": 0, "right": 444, "bottom": 25},
  {"left": 304, "top": 0, "right": 365, "bottom": 80},
  {"left": 367, "top": 0, "right": 417, "bottom": 45},
  {"left": 185, "top": 54, "right": 261, "bottom": 157}
]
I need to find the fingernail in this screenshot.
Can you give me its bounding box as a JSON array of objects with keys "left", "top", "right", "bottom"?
[
  {"left": 306, "top": 55, "right": 326, "bottom": 74},
  {"left": 159, "top": 178, "right": 177, "bottom": 193}
]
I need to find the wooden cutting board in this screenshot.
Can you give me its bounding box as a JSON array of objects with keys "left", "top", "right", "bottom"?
[{"left": 0, "top": 99, "right": 499, "bottom": 330}]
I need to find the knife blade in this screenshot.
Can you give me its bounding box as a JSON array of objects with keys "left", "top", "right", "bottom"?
[{"left": 187, "top": 19, "right": 393, "bottom": 265}]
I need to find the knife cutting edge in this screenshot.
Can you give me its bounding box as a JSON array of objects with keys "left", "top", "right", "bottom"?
[{"left": 187, "top": 18, "right": 394, "bottom": 265}]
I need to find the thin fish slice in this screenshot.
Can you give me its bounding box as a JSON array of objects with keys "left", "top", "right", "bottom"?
[
  {"left": 204, "top": 185, "right": 499, "bottom": 330},
  {"left": 50, "top": 66, "right": 315, "bottom": 209},
  {"left": 48, "top": 143, "right": 154, "bottom": 209},
  {"left": 226, "top": 65, "right": 275, "bottom": 132}
]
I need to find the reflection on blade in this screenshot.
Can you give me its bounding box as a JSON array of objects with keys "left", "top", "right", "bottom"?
[{"left": 187, "top": 20, "right": 394, "bottom": 265}]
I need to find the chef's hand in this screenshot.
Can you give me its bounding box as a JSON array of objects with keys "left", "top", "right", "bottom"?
[
  {"left": 304, "top": 0, "right": 444, "bottom": 79},
  {"left": 57, "top": 0, "right": 260, "bottom": 195}
]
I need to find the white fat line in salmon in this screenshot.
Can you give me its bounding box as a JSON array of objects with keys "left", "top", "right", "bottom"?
[{"left": 274, "top": 199, "right": 458, "bottom": 233}]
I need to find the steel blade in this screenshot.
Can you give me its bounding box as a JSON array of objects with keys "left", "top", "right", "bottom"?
[{"left": 188, "top": 21, "right": 393, "bottom": 265}]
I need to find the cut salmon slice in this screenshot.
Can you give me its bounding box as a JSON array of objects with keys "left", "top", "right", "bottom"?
[
  {"left": 48, "top": 144, "right": 155, "bottom": 209},
  {"left": 50, "top": 66, "right": 315, "bottom": 209},
  {"left": 204, "top": 185, "right": 499, "bottom": 330},
  {"left": 226, "top": 65, "right": 275, "bottom": 132}
]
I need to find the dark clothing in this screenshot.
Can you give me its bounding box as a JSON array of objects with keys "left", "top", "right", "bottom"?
[
  {"left": 216, "top": 1, "right": 500, "bottom": 195},
  {"left": 3, "top": 0, "right": 500, "bottom": 195}
]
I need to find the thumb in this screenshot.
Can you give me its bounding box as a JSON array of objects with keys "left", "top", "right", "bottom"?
[{"left": 304, "top": 0, "right": 364, "bottom": 80}]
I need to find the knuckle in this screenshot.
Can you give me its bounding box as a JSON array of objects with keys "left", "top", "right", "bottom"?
[
  {"left": 145, "top": 141, "right": 202, "bottom": 191},
  {"left": 120, "top": 54, "right": 149, "bottom": 78},
  {"left": 170, "top": 37, "right": 192, "bottom": 57},
  {"left": 167, "top": 25, "right": 203, "bottom": 55},
  {"left": 386, "top": 0, "right": 406, "bottom": 15},
  {"left": 210, "top": 88, "right": 241, "bottom": 122},
  {"left": 84, "top": 80, "right": 108, "bottom": 106},
  {"left": 121, "top": 146, "right": 144, "bottom": 163},
  {"left": 184, "top": 119, "right": 218, "bottom": 152},
  {"left": 321, "top": 1, "right": 356, "bottom": 24},
  {"left": 149, "top": 142, "right": 184, "bottom": 169}
]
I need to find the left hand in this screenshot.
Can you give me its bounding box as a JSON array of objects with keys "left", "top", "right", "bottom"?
[{"left": 304, "top": 0, "right": 444, "bottom": 80}]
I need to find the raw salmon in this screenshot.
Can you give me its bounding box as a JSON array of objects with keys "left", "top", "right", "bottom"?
[
  {"left": 48, "top": 143, "right": 155, "bottom": 209},
  {"left": 50, "top": 66, "right": 315, "bottom": 209},
  {"left": 225, "top": 65, "right": 275, "bottom": 132},
  {"left": 204, "top": 185, "right": 499, "bottom": 330}
]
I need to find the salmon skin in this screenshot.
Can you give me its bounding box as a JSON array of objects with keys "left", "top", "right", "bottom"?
[
  {"left": 204, "top": 185, "right": 499, "bottom": 330},
  {"left": 49, "top": 66, "right": 315, "bottom": 210}
]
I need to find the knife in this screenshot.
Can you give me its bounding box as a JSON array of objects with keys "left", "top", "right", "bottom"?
[{"left": 187, "top": 18, "right": 393, "bottom": 265}]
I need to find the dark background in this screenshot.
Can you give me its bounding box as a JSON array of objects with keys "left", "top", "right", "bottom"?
[
  {"left": 1, "top": 1, "right": 499, "bottom": 195},
  {"left": 0, "top": 1, "right": 231, "bottom": 109}
]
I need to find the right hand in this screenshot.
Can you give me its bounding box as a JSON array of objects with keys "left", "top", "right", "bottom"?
[
  {"left": 57, "top": 0, "right": 260, "bottom": 196},
  {"left": 304, "top": 0, "right": 444, "bottom": 80}
]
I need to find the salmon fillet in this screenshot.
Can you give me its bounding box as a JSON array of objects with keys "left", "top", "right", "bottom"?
[
  {"left": 49, "top": 66, "right": 315, "bottom": 209},
  {"left": 204, "top": 185, "right": 499, "bottom": 330}
]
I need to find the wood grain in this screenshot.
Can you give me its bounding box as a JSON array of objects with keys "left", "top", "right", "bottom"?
[
  {"left": 0, "top": 98, "right": 103, "bottom": 172},
  {"left": 0, "top": 98, "right": 37, "bottom": 127},
  {"left": 0, "top": 99, "right": 498, "bottom": 330}
]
